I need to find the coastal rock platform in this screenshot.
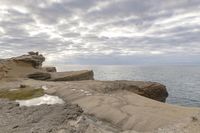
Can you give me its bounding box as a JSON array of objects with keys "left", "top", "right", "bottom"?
[{"left": 0, "top": 52, "right": 200, "bottom": 133}]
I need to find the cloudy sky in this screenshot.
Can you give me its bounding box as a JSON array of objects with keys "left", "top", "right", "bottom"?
[{"left": 0, "top": 0, "right": 200, "bottom": 65}]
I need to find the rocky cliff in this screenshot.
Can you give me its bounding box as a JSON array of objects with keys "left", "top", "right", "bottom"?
[
  {"left": 12, "top": 51, "right": 45, "bottom": 68},
  {"left": 0, "top": 52, "right": 94, "bottom": 81}
]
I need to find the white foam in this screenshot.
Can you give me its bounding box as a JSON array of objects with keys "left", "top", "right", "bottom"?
[{"left": 16, "top": 94, "right": 65, "bottom": 107}]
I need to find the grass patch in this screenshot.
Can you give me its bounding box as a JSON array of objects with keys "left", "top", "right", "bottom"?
[{"left": 0, "top": 88, "right": 44, "bottom": 100}]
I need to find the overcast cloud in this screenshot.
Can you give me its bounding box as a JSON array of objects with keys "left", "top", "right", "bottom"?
[{"left": 0, "top": 0, "right": 200, "bottom": 65}]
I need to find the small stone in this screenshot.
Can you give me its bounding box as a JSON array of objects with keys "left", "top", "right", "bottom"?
[
  {"left": 12, "top": 125, "right": 19, "bottom": 129},
  {"left": 192, "top": 116, "right": 198, "bottom": 122}
]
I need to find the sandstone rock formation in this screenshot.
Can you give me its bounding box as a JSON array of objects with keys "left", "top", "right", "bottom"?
[
  {"left": 2, "top": 52, "right": 200, "bottom": 133},
  {"left": 0, "top": 52, "right": 167, "bottom": 102},
  {"left": 0, "top": 52, "right": 94, "bottom": 81},
  {"left": 12, "top": 52, "right": 45, "bottom": 68},
  {"left": 49, "top": 70, "right": 94, "bottom": 81},
  {"left": 27, "top": 70, "right": 94, "bottom": 81},
  {"left": 1, "top": 79, "right": 198, "bottom": 133},
  {"left": 46, "top": 80, "right": 167, "bottom": 102},
  {"left": 27, "top": 72, "right": 51, "bottom": 80}
]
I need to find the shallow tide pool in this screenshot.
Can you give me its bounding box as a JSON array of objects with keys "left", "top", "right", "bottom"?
[{"left": 16, "top": 94, "right": 65, "bottom": 106}]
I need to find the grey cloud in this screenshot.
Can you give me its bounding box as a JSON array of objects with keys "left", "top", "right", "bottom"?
[{"left": 0, "top": 0, "right": 200, "bottom": 64}]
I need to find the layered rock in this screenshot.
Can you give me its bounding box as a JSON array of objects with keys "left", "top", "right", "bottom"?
[
  {"left": 3, "top": 79, "right": 197, "bottom": 133},
  {"left": 27, "top": 70, "right": 94, "bottom": 81},
  {"left": 12, "top": 52, "right": 45, "bottom": 68},
  {"left": 49, "top": 70, "right": 94, "bottom": 81},
  {"left": 1, "top": 52, "right": 200, "bottom": 133},
  {"left": 118, "top": 80, "right": 168, "bottom": 102},
  {"left": 44, "top": 80, "right": 167, "bottom": 102},
  {"left": 27, "top": 72, "right": 51, "bottom": 80},
  {"left": 0, "top": 52, "right": 167, "bottom": 102},
  {"left": 0, "top": 52, "right": 94, "bottom": 81}
]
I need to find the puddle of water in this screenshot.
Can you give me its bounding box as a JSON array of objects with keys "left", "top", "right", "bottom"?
[{"left": 16, "top": 94, "right": 65, "bottom": 106}]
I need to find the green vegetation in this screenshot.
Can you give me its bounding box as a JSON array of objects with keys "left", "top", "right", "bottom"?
[{"left": 0, "top": 87, "right": 44, "bottom": 100}]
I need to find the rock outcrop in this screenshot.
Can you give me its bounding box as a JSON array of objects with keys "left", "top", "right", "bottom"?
[
  {"left": 0, "top": 52, "right": 94, "bottom": 81},
  {"left": 0, "top": 52, "right": 167, "bottom": 102},
  {"left": 45, "top": 80, "right": 167, "bottom": 102},
  {"left": 26, "top": 70, "right": 94, "bottom": 81},
  {"left": 118, "top": 80, "right": 168, "bottom": 102},
  {"left": 2, "top": 79, "right": 198, "bottom": 133},
  {"left": 1, "top": 52, "right": 200, "bottom": 133},
  {"left": 49, "top": 70, "right": 94, "bottom": 81},
  {"left": 27, "top": 72, "right": 51, "bottom": 80},
  {"left": 12, "top": 52, "right": 45, "bottom": 68}
]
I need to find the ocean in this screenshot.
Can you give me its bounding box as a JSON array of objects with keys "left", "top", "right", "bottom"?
[{"left": 57, "top": 65, "right": 200, "bottom": 107}]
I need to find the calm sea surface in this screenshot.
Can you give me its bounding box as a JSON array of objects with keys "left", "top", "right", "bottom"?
[{"left": 57, "top": 65, "right": 200, "bottom": 107}]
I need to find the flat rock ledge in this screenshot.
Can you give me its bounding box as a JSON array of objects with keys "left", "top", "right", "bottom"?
[
  {"left": 27, "top": 70, "right": 94, "bottom": 81},
  {"left": 49, "top": 70, "right": 94, "bottom": 81},
  {"left": 0, "top": 79, "right": 198, "bottom": 133}
]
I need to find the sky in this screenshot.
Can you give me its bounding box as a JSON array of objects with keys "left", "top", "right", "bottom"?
[{"left": 0, "top": 0, "right": 200, "bottom": 65}]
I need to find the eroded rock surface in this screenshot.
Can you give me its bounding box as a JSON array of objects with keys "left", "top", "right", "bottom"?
[
  {"left": 0, "top": 99, "right": 120, "bottom": 133},
  {"left": 1, "top": 79, "right": 197, "bottom": 133},
  {"left": 27, "top": 72, "right": 51, "bottom": 80},
  {"left": 0, "top": 52, "right": 94, "bottom": 81},
  {"left": 12, "top": 52, "right": 45, "bottom": 68},
  {"left": 2, "top": 52, "right": 199, "bottom": 133},
  {"left": 49, "top": 70, "right": 94, "bottom": 81},
  {"left": 0, "top": 100, "right": 83, "bottom": 133},
  {"left": 48, "top": 80, "right": 167, "bottom": 102}
]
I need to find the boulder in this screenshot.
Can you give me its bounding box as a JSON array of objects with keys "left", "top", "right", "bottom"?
[
  {"left": 27, "top": 72, "right": 51, "bottom": 80},
  {"left": 49, "top": 70, "right": 94, "bottom": 81},
  {"left": 119, "top": 80, "right": 168, "bottom": 102},
  {"left": 42, "top": 67, "right": 57, "bottom": 72}
]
